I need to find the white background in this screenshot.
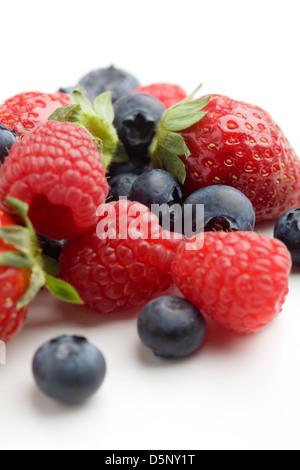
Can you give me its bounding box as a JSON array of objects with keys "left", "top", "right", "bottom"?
[{"left": 0, "top": 0, "right": 300, "bottom": 451}]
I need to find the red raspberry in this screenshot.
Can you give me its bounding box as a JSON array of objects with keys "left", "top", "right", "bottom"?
[
  {"left": 0, "top": 120, "right": 108, "bottom": 240},
  {"left": 59, "top": 200, "right": 183, "bottom": 315},
  {"left": 0, "top": 207, "right": 30, "bottom": 342},
  {"left": 172, "top": 231, "right": 292, "bottom": 334},
  {"left": 0, "top": 92, "right": 71, "bottom": 135},
  {"left": 134, "top": 83, "right": 187, "bottom": 109}
]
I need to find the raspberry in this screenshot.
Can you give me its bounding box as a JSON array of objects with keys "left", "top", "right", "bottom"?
[
  {"left": 172, "top": 231, "right": 292, "bottom": 334},
  {"left": 0, "top": 121, "right": 108, "bottom": 240},
  {"left": 134, "top": 83, "right": 187, "bottom": 109},
  {"left": 59, "top": 200, "right": 183, "bottom": 315}
]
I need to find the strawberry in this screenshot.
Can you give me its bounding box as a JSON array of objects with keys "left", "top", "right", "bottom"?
[
  {"left": 0, "top": 198, "right": 81, "bottom": 342},
  {"left": 0, "top": 92, "right": 71, "bottom": 136},
  {"left": 0, "top": 206, "right": 30, "bottom": 342},
  {"left": 172, "top": 231, "right": 292, "bottom": 335},
  {"left": 150, "top": 88, "right": 300, "bottom": 222},
  {"left": 59, "top": 200, "right": 183, "bottom": 315}
]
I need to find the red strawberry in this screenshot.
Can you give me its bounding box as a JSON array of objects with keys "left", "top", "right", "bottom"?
[
  {"left": 0, "top": 198, "right": 81, "bottom": 342},
  {"left": 172, "top": 231, "right": 292, "bottom": 335},
  {"left": 134, "top": 83, "right": 187, "bottom": 109},
  {"left": 0, "top": 92, "right": 71, "bottom": 135},
  {"left": 150, "top": 90, "right": 300, "bottom": 222},
  {"left": 0, "top": 207, "right": 30, "bottom": 342},
  {"left": 0, "top": 120, "right": 108, "bottom": 240},
  {"left": 59, "top": 200, "right": 183, "bottom": 315}
]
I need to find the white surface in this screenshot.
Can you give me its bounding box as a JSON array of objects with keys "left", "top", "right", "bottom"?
[{"left": 1, "top": 0, "right": 300, "bottom": 451}]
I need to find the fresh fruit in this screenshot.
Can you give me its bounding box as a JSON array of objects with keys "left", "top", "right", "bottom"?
[
  {"left": 274, "top": 208, "right": 300, "bottom": 265},
  {"left": 0, "top": 120, "right": 108, "bottom": 240},
  {"left": 108, "top": 173, "right": 138, "bottom": 201},
  {"left": 114, "top": 93, "right": 166, "bottom": 164},
  {"left": 0, "top": 123, "right": 18, "bottom": 163},
  {"left": 32, "top": 335, "right": 106, "bottom": 404},
  {"left": 0, "top": 206, "right": 30, "bottom": 342},
  {"left": 129, "top": 169, "right": 183, "bottom": 229},
  {"left": 108, "top": 161, "right": 146, "bottom": 179},
  {"left": 0, "top": 92, "right": 71, "bottom": 135},
  {"left": 0, "top": 198, "right": 81, "bottom": 342},
  {"left": 182, "top": 185, "right": 255, "bottom": 235},
  {"left": 172, "top": 231, "right": 292, "bottom": 335},
  {"left": 78, "top": 65, "right": 140, "bottom": 104},
  {"left": 59, "top": 200, "right": 183, "bottom": 315},
  {"left": 138, "top": 296, "right": 207, "bottom": 358},
  {"left": 151, "top": 92, "right": 300, "bottom": 222},
  {"left": 134, "top": 83, "right": 187, "bottom": 109}
]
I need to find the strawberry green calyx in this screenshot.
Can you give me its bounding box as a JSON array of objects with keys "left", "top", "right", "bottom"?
[
  {"left": 0, "top": 197, "right": 82, "bottom": 309},
  {"left": 49, "top": 89, "right": 119, "bottom": 168},
  {"left": 150, "top": 84, "right": 210, "bottom": 184}
]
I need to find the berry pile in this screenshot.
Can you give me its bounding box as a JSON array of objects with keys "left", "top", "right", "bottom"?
[{"left": 0, "top": 64, "right": 298, "bottom": 404}]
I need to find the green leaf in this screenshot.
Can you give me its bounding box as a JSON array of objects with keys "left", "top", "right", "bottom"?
[
  {"left": 155, "top": 146, "right": 187, "bottom": 184},
  {"left": 6, "top": 197, "right": 29, "bottom": 219},
  {"left": 149, "top": 83, "right": 210, "bottom": 184},
  {"left": 42, "top": 255, "right": 61, "bottom": 277},
  {"left": 48, "top": 104, "right": 82, "bottom": 123},
  {"left": 158, "top": 130, "right": 190, "bottom": 157},
  {"left": 17, "top": 266, "right": 46, "bottom": 310},
  {"left": 71, "top": 89, "right": 94, "bottom": 114},
  {"left": 6, "top": 196, "right": 37, "bottom": 238},
  {"left": 174, "top": 83, "right": 204, "bottom": 107},
  {"left": 94, "top": 92, "right": 114, "bottom": 124},
  {"left": 84, "top": 114, "right": 118, "bottom": 167},
  {"left": 0, "top": 226, "right": 32, "bottom": 253},
  {"left": 45, "top": 275, "right": 82, "bottom": 304},
  {"left": 164, "top": 111, "right": 207, "bottom": 132},
  {"left": 0, "top": 251, "right": 33, "bottom": 269},
  {"left": 163, "top": 96, "right": 210, "bottom": 132}
]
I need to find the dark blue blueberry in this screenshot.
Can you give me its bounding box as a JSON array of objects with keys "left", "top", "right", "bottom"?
[
  {"left": 138, "top": 296, "right": 207, "bottom": 358},
  {"left": 0, "top": 123, "right": 18, "bottom": 163},
  {"left": 38, "top": 234, "right": 68, "bottom": 261},
  {"left": 114, "top": 93, "right": 166, "bottom": 164},
  {"left": 129, "top": 169, "right": 182, "bottom": 229},
  {"left": 108, "top": 173, "right": 138, "bottom": 201},
  {"left": 32, "top": 335, "right": 106, "bottom": 404},
  {"left": 274, "top": 208, "right": 300, "bottom": 265},
  {"left": 108, "top": 161, "right": 146, "bottom": 179},
  {"left": 78, "top": 65, "right": 140, "bottom": 104},
  {"left": 183, "top": 185, "right": 255, "bottom": 236}
]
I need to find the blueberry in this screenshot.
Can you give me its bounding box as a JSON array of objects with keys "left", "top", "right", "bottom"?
[
  {"left": 138, "top": 296, "right": 207, "bottom": 358},
  {"left": 108, "top": 161, "right": 146, "bottom": 179},
  {"left": 32, "top": 335, "right": 106, "bottom": 404},
  {"left": 0, "top": 123, "right": 18, "bottom": 163},
  {"left": 108, "top": 173, "right": 138, "bottom": 201},
  {"left": 38, "top": 234, "right": 68, "bottom": 261},
  {"left": 274, "top": 208, "right": 300, "bottom": 265},
  {"left": 182, "top": 185, "right": 255, "bottom": 236},
  {"left": 113, "top": 93, "right": 166, "bottom": 164},
  {"left": 129, "top": 169, "right": 182, "bottom": 229},
  {"left": 78, "top": 65, "right": 140, "bottom": 104}
]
